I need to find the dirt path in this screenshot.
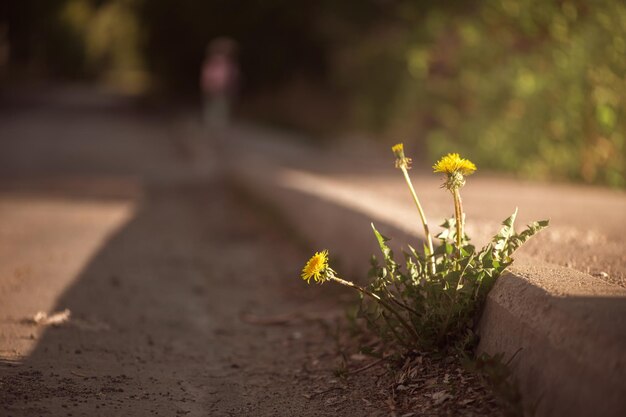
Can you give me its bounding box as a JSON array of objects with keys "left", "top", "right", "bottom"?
[{"left": 0, "top": 89, "right": 386, "bottom": 416}]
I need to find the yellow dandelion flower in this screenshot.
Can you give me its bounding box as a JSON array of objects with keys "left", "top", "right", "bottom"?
[
  {"left": 301, "top": 250, "right": 329, "bottom": 284},
  {"left": 391, "top": 143, "right": 404, "bottom": 156},
  {"left": 433, "top": 153, "right": 476, "bottom": 191},
  {"left": 432, "top": 153, "right": 476, "bottom": 176},
  {"left": 392, "top": 143, "right": 412, "bottom": 169}
]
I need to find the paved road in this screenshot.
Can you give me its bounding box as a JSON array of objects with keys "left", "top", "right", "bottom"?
[
  {"left": 0, "top": 88, "right": 382, "bottom": 416},
  {"left": 2, "top": 86, "right": 624, "bottom": 417}
]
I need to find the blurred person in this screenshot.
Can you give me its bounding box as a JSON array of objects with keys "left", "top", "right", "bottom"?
[{"left": 200, "top": 37, "right": 239, "bottom": 134}]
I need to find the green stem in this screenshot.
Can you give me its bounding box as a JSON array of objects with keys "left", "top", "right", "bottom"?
[
  {"left": 400, "top": 167, "right": 436, "bottom": 275},
  {"left": 437, "top": 253, "right": 474, "bottom": 345},
  {"left": 452, "top": 188, "right": 464, "bottom": 251},
  {"left": 329, "top": 275, "right": 420, "bottom": 343}
]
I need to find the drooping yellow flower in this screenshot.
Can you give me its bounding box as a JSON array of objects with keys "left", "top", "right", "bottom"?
[
  {"left": 301, "top": 250, "right": 330, "bottom": 284},
  {"left": 392, "top": 143, "right": 412, "bottom": 169},
  {"left": 432, "top": 153, "right": 476, "bottom": 176}
]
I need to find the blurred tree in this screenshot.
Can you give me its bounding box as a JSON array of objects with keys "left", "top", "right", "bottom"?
[
  {"left": 2, "top": 0, "right": 85, "bottom": 77},
  {"left": 1, "top": 0, "right": 623, "bottom": 186},
  {"left": 139, "top": 0, "right": 328, "bottom": 94},
  {"left": 1, "top": 0, "right": 145, "bottom": 88},
  {"left": 404, "top": 0, "right": 626, "bottom": 187},
  {"left": 325, "top": 0, "right": 625, "bottom": 187}
]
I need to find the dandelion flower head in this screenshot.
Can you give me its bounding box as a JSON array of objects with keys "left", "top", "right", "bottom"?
[
  {"left": 392, "top": 143, "right": 412, "bottom": 169},
  {"left": 433, "top": 153, "right": 476, "bottom": 190},
  {"left": 433, "top": 153, "right": 476, "bottom": 176},
  {"left": 301, "top": 250, "right": 330, "bottom": 284},
  {"left": 391, "top": 143, "right": 404, "bottom": 156}
]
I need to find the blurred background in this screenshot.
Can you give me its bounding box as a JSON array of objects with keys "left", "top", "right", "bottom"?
[{"left": 1, "top": 0, "right": 624, "bottom": 187}]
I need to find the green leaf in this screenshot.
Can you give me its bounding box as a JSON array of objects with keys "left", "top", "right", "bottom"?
[
  {"left": 493, "top": 208, "right": 518, "bottom": 252},
  {"left": 436, "top": 229, "right": 450, "bottom": 240},
  {"left": 502, "top": 208, "right": 518, "bottom": 229},
  {"left": 505, "top": 218, "right": 550, "bottom": 256},
  {"left": 407, "top": 244, "right": 421, "bottom": 260},
  {"left": 371, "top": 223, "right": 393, "bottom": 259},
  {"left": 436, "top": 217, "right": 457, "bottom": 242}
]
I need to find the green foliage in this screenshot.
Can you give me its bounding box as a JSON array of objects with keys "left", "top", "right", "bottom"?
[
  {"left": 3, "top": 0, "right": 147, "bottom": 92},
  {"left": 361, "top": 211, "right": 548, "bottom": 352},
  {"left": 333, "top": 0, "right": 626, "bottom": 187},
  {"left": 420, "top": 0, "right": 626, "bottom": 187}
]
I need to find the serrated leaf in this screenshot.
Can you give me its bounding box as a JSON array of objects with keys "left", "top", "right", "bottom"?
[
  {"left": 502, "top": 207, "right": 518, "bottom": 228},
  {"left": 440, "top": 218, "right": 453, "bottom": 228},
  {"left": 371, "top": 223, "right": 393, "bottom": 258},
  {"left": 407, "top": 244, "right": 420, "bottom": 260},
  {"left": 436, "top": 229, "right": 450, "bottom": 240}
]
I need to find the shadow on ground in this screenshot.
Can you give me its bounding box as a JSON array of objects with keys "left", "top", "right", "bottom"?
[{"left": 0, "top": 90, "right": 387, "bottom": 416}]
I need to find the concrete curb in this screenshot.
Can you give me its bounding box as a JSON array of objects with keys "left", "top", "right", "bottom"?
[{"left": 225, "top": 126, "right": 626, "bottom": 417}]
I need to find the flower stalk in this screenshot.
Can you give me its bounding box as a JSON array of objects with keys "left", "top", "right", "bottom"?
[
  {"left": 328, "top": 275, "right": 420, "bottom": 342},
  {"left": 301, "top": 250, "right": 420, "bottom": 342},
  {"left": 392, "top": 144, "right": 436, "bottom": 275},
  {"left": 433, "top": 153, "right": 476, "bottom": 251},
  {"left": 452, "top": 188, "right": 464, "bottom": 249}
]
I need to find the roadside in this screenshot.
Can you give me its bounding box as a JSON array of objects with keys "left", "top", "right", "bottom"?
[
  {"left": 225, "top": 124, "right": 626, "bottom": 417},
  {"left": 0, "top": 88, "right": 505, "bottom": 416},
  {"left": 227, "top": 125, "right": 626, "bottom": 287}
]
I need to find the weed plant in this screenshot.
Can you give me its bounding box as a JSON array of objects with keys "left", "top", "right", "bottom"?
[{"left": 301, "top": 144, "right": 548, "bottom": 353}]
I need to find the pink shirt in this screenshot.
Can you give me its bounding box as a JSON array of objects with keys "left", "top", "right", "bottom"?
[{"left": 201, "top": 55, "right": 237, "bottom": 96}]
